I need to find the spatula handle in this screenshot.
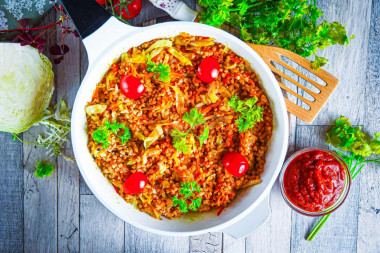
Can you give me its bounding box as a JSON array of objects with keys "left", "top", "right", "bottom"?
[{"left": 60, "top": 0, "right": 111, "bottom": 39}]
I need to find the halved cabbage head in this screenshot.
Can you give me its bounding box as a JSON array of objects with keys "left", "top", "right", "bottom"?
[{"left": 0, "top": 44, "right": 54, "bottom": 133}]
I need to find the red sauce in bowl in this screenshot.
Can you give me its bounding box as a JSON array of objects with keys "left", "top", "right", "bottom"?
[{"left": 283, "top": 150, "right": 346, "bottom": 212}]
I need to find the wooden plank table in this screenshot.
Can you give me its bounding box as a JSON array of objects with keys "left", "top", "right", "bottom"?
[{"left": 1, "top": 0, "right": 379, "bottom": 252}]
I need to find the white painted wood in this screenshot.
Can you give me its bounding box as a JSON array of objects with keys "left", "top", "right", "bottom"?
[
  {"left": 22, "top": 11, "right": 58, "bottom": 253},
  {"left": 56, "top": 18, "right": 81, "bottom": 252},
  {"left": 80, "top": 195, "right": 125, "bottom": 253},
  {"left": 0, "top": 132, "right": 23, "bottom": 252},
  {"left": 357, "top": 0, "right": 380, "bottom": 250},
  {"left": 357, "top": 161, "right": 380, "bottom": 253},
  {"left": 79, "top": 40, "right": 93, "bottom": 196},
  {"left": 190, "top": 233, "right": 222, "bottom": 253},
  {"left": 58, "top": 151, "right": 79, "bottom": 253},
  {"left": 124, "top": 223, "right": 189, "bottom": 253},
  {"left": 223, "top": 234, "right": 245, "bottom": 253}
]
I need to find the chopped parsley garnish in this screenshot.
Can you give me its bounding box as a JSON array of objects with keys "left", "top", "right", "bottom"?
[
  {"left": 146, "top": 55, "right": 171, "bottom": 82},
  {"left": 182, "top": 107, "right": 206, "bottom": 128},
  {"left": 173, "top": 181, "right": 202, "bottom": 213},
  {"left": 171, "top": 108, "right": 209, "bottom": 154},
  {"left": 172, "top": 135, "right": 191, "bottom": 154},
  {"left": 228, "top": 94, "right": 264, "bottom": 132},
  {"left": 198, "top": 126, "right": 209, "bottom": 149},
  {"left": 92, "top": 121, "right": 131, "bottom": 148},
  {"left": 34, "top": 161, "right": 54, "bottom": 179}
]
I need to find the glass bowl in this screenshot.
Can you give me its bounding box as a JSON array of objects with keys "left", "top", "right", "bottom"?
[{"left": 279, "top": 147, "right": 351, "bottom": 216}]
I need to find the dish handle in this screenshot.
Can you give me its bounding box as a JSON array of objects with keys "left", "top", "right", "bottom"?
[
  {"left": 220, "top": 194, "right": 271, "bottom": 239},
  {"left": 61, "top": 0, "right": 138, "bottom": 64}
]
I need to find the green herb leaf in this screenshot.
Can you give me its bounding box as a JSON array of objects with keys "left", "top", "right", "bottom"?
[
  {"left": 34, "top": 161, "right": 54, "bottom": 179},
  {"left": 170, "top": 127, "right": 189, "bottom": 143},
  {"left": 93, "top": 121, "right": 131, "bottom": 149},
  {"left": 183, "top": 108, "right": 206, "bottom": 128},
  {"left": 172, "top": 181, "right": 202, "bottom": 213},
  {"left": 146, "top": 55, "right": 171, "bottom": 82},
  {"left": 93, "top": 126, "right": 110, "bottom": 148},
  {"left": 118, "top": 128, "right": 131, "bottom": 144},
  {"left": 171, "top": 108, "right": 208, "bottom": 154},
  {"left": 326, "top": 116, "right": 379, "bottom": 157},
  {"left": 189, "top": 197, "right": 202, "bottom": 211},
  {"left": 172, "top": 195, "right": 188, "bottom": 212},
  {"left": 173, "top": 137, "right": 191, "bottom": 154},
  {"left": 228, "top": 94, "right": 264, "bottom": 132},
  {"left": 198, "top": 126, "right": 209, "bottom": 148},
  {"left": 312, "top": 54, "right": 328, "bottom": 70}
]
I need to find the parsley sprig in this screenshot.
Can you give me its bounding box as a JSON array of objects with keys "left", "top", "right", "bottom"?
[
  {"left": 171, "top": 108, "right": 210, "bottom": 154},
  {"left": 228, "top": 94, "right": 264, "bottom": 132},
  {"left": 198, "top": 0, "right": 354, "bottom": 69},
  {"left": 34, "top": 161, "right": 54, "bottom": 179},
  {"left": 92, "top": 121, "right": 131, "bottom": 149},
  {"left": 307, "top": 116, "right": 379, "bottom": 241},
  {"left": 146, "top": 55, "right": 171, "bottom": 82},
  {"left": 172, "top": 181, "right": 202, "bottom": 213}
]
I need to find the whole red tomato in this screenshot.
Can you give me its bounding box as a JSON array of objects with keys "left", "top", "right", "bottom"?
[
  {"left": 123, "top": 172, "right": 148, "bottom": 194},
  {"left": 95, "top": 0, "right": 106, "bottom": 6},
  {"left": 120, "top": 74, "right": 145, "bottom": 99},
  {"left": 197, "top": 57, "right": 220, "bottom": 83},
  {"left": 113, "top": 0, "right": 142, "bottom": 19},
  {"left": 222, "top": 152, "right": 249, "bottom": 177}
]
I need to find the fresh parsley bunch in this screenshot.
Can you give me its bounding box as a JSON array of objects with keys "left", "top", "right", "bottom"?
[
  {"left": 171, "top": 108, "right": 210, "bottom": 154},
  {"left": 307, "top": 116, "right": 379, "bottom": 241},
  {"left": 228, "top": 94, "right": 264, "bottom": 132},
  {"left": 172, "top": 181, "right": 202, "bottom": 212},
  {"left": 198, "top": 0, "right": 355, "bottom": 69},
  {"left": 92, "top": 121, "right": 131, "bottom": 149}
]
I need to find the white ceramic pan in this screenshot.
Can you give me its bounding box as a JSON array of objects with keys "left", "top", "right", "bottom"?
[{"left": 63, "top": 0, "right": 289, "bottom": 237}]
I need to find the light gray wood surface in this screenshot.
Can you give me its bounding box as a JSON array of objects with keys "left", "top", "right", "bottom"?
[{"left": 0, "top": 0, "right": 379, "bottom": 252}]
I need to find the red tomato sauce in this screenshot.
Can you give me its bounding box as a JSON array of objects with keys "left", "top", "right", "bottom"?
[{"left": 284, "top": 150, "right": 346, "bottom": 212}]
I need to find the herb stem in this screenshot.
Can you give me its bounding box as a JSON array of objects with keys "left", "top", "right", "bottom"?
[
  {"left": 352, "top": 164, "right": 365, "bottom": 179},
  {"left": 0, "top": 20, "right": 62, "bottom": 33},
  {"left": 306, "top": 214, "right": 331, "bottom": 241}
]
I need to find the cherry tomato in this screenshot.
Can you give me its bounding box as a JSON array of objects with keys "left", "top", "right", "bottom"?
[
  {"left": 197, "top": 57, "right": 220, "bottom": 83},
  {"left": 113, "top": 0, "right": 142, "bottom": 20},
  {"left": 123, "top": 172, "right": 148, "bottom": 194},
  {"left": 222, "top": 152, "right": 249, "bottom": 177},
  {"left": 95, "top": 0, "right": 106, "bottom": 5},
  {"left": 120, "top": 74, "right": 145, "bottom": 99}
]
